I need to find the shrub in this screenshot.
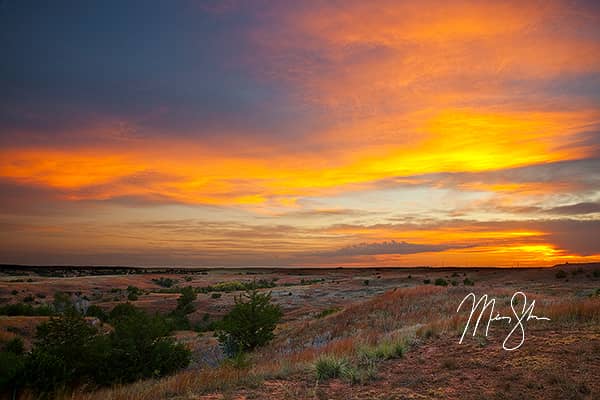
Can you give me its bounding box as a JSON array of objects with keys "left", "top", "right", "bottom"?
[
  {"left": 198, "top": 279, "right": 277, "bottom": 294},
  {"left": 3, "top": 337, "right": 25, "bottom": 355},
  {"left": 109, "top": 302, "right": 138, "bottom": 321},
  {"left": 152, "top": 277, "right": 177, "bottom": 288},
  {"left": 555, "top": 270, "right": 567, "bottom": 279},
  {"left": 127, "top": 286, "right": 141, "bottom": 301},
  {"left": 103, "top": 308, "right": 190, "bottom": 383},
  {"left": 177, "top": 286, "right": 196, "bottom": 312},
  {"left": 170, "top": 286, "right": 197, "bottom": 330},
  {"left": 314, "top": 355, "right": 351, "bottom": 381},
  {"left": 86, "top": 305, "right": 108, "bottom": 322},
  {"left": 0, "top": 349, "right": 25, "bottom": 393},
  {"left": 11, "top": 290, "right": 18, "bottom": 295},
  {"left": 25, "top": 311, "right": 104, "bottom": 393},
  {"left": 23, "top": 304, "right": 191, "bottom": 393},
  {"left": 216, "top": 289, "right": 282, "bottom": 356},
  {"left": 211, "top": 292, "right": 222, "bottom": 299},
  {"left": 434, "top": 278, "right": 448, "bottom": 286},
  {"left": 363, "top": 280, "right": 370, "bottom": 286},
  {"left": 0, "top": 303, "right": 53, "bottom": 316},
  {"left": 463, "top": 278, "right": 475, "bottom": 286},
  {"left": 423, "top": 279, "right": 431, "bottom": 284}
]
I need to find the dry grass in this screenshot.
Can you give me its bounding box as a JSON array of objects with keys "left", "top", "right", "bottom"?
[
  {"left": 543, "top": 297, "right": 600, "bottom": 324},
  {"left": 6, "top": 271, "right": 600, "bottom": 400}
]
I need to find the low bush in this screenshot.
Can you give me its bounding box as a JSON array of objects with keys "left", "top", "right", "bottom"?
[
  {"left": 434, "top": 278, "right": 448, "bottom": 286},
  {"left": 555, "top": 270, "right": 567, "bottom": 279},
  {"left": 86, "top": 305, "right": 108, "bottom": 322},
  {"left": 18, "top": 305, "right": 191, "bottom": 394},
  {"left": 127, "top": 286, "right": 142, "bottom": 301},
  {"left": 169, "top": 286, "right": 197, "bottom": 330},
  {"left": 198, "top": 279, "right": 276, "bottom": 294},
  {"left": 0, "top": 302, "right": 53, "bottom": 316},
  {"left": 153, "top": 277, "right": 178, "bottom": 288}
]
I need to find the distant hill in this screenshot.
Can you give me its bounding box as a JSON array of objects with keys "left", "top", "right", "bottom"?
[{"left": 552, "top": 262, "right": 600, "bottom": 270}]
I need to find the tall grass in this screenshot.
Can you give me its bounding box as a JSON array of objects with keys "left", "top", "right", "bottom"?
[{"left": 34, "top": 288, "right": 600, "bottom": 400}]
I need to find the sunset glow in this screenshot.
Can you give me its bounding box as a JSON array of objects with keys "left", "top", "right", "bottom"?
[{"left": 1, "top": 0, "right": 599, "bottom": 266}]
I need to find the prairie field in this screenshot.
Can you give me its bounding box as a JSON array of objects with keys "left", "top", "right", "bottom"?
[{"left": 1, "top": 263, "right": 599, "bottom": 400}]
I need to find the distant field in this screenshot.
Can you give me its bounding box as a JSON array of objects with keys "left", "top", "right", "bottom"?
[{"left": 1, "top": 264, "right": 599, "bottom": 399}]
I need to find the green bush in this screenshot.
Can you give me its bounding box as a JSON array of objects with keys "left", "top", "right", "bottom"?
[
  {"left": 152, "top": 277, "right": 177, "bottom": 288},
  {"left": 555, "top": 270, "right": 567, "bottom": 279},
  {"left": 103, "top": 307, "right": 190, "bottom": 383},
  {"left": 423, "top": 279, "right": 431, "bottom": 284},
  {"left": 23, "top": 294, "right": 35, "bottom": 303},
  {"left": 0, "top": 350, "right": 25, "bottom": 393},
  {"left": 0, "top": 302, "right": 53, "bottom": 316},
  {"left": 216, "top": 289, "right": 282, "bottom": 356},
  {"left": 197, "top": 279, "right": 277, "bottom": 294},
  {"left": 169, "top": 286, "right": 197, "bottom": 330},
  {"left": 86, "top": 305, "right": 108, "bottom": 322},
  {"left": 434, "top": 278, "right": 448, "bottom": 286},
  {"left": 463, "top": 278, "right": 475, "bottom": 286},
  {"left": 24, "top": 305, "right": 191, "bottom": 393},
  {"left": 25, "top": 311, "right": 104, "bottom": 393},
  {"left": 126, "top": 286, "right": 141, "bottom": 301},
  {"left": 211, "top": 292, "right": 222, "bottom": 299},
  {"left": 109, "top": 302, "right": 138, "bottom": 321},
  {"left": 3, "top": 337, "right": 24, "bottom": 355}
]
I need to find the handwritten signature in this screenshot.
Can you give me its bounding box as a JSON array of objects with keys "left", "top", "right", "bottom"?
[{"left": 456, "top": 291, "right": 550, "bottom": 351}]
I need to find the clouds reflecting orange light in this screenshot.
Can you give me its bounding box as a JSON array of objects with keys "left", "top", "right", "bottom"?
[{"left": 1, "top": 0, "right": 599, "bottom": 266}]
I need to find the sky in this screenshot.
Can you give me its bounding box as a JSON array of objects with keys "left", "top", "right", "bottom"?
[{"left": 1, "top": 0, "right": 599, "bottom": 267}]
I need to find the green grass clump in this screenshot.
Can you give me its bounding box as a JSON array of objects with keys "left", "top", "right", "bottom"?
[
  {"left": 357, "top": 339, "right": 405, "bottom": 362},
  {"left": 314, "top": 355, "right": 352, "bottom": 381}
]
